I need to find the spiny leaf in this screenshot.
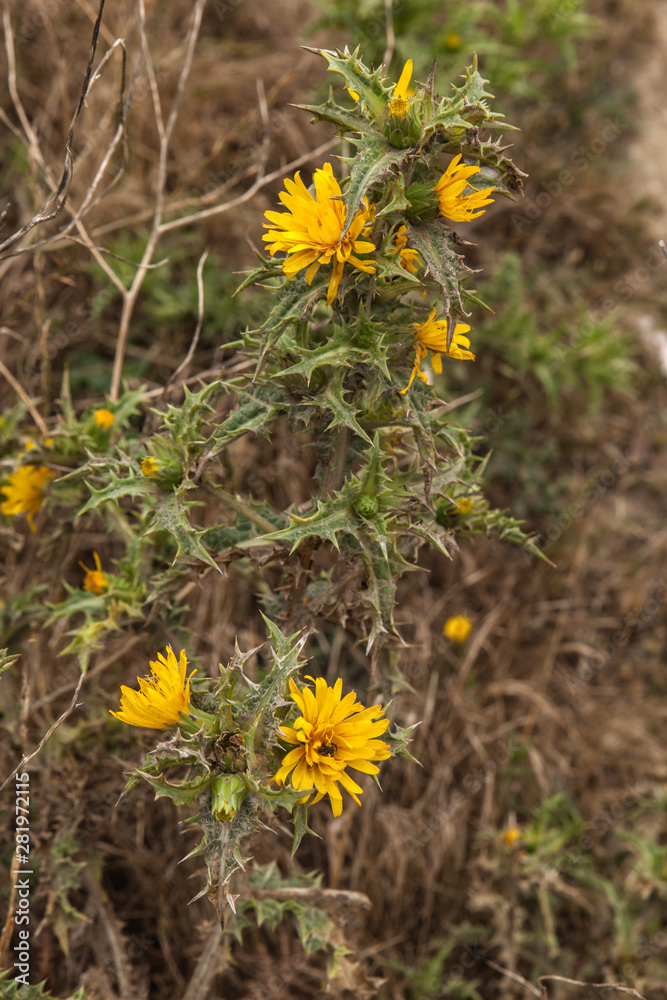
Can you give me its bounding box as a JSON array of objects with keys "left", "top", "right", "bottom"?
[
  {"left": 305, "top": 45, "right": 388, "bottom": 120},
  {"left": 143, "top": 492, "right": 220, "bottom": 572},
  {"left": 78, "top": 473, "right": 155, "bottom": 515},
  {"left": 208, "top": 385, "right": 283, "bottom": 452},
  {"left": 321, "top": 369, "right": 371, "bottom": 442},
  {"left": 405, "top": 221, "right": 470, "bottom": 313}
]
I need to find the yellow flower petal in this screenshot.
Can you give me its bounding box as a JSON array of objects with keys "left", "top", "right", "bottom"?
[
  {"left": 1, "top": 464, "right": 54, "bottom": 533},
  {"left": 110, "top": 647, "right": 195, "bottom": 729},
  {"left": 263, "top": 163, "right": 376, "bottom": 303},
  {"left": 273, "top": 676, "right": 391, "bottom": 816},
  {"left": 434, "top": 154, "right": 495, "bottom": 222}
]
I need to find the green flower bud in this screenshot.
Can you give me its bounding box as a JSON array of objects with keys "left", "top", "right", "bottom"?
[
  {"left": 383, "top": 111, "right": 422, "bottom": 149},
  {"left": 210, "top": 773, "right": 247, "bottom": 823},
  {"left": 354, "top": 494, "right": 379, "bottom": 519}
]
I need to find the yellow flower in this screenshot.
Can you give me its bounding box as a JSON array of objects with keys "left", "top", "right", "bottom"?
[
  {"left": 401, "top": 308, "right": 475, "bottom": 393},
  {"left": 110, "top": 647, "right": 196, "bottom": 729},
  {"left": 94, "top": 408, "right": 114, "bottom": 431},
  {"left": 274, "top": 676, "right": 391, "bottom": 817},
  {"left": 1, "top": 465, "right": 54, "bottom": 533},
  {"left": 434, "top": 154, "right": 495, "bottom": 222},
  {"left": 393, "top": 225, "right": 422, "bottom": 274},
  {"left": 79, "top": 551, "right": 108, "bottom": 595},
  {"left": 444, "top": 615, "right": 472, "bottom": 642},
  {"left": 141, "top": 457, "right": 161, "bottom": 477},
  {"left": 262, "top": 162, "right": 376, "bottom": 306},
  {"left": 444, "top": 32, "right": 462, "bottom": 52},
  {"left": 502, "top": 826, "right": 522, "bottom": 849},
  {"left": 387, "top": 59, "right": 413, "bottom": 117},
  {"left": 455, "top": 497, "right": 474, "bottom": 514}
]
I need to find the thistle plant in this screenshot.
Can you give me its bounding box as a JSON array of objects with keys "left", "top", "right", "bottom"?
[
  {"left": 1, "top": 43, "right": 539, "bottom": 950},
  {"left": 110, "top": 618, "right": 408, "bottom": 922}
]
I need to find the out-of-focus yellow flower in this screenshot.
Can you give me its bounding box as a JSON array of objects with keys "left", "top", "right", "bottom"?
[
  {"left": 388, "top": 59, "right": 413, "bottom": 117},
  {"left": 141, "top": 457, "right": 161, "bottom": 478},
  {"left": 434, "top": 154, "right": 495, "bottom": 222},
  {"left": 94, "top": 408, "right": 115, "bottom": 431},
  {"left": 110, "top": 647, "right": 195, "bottom": 730},
  {"left": 401, "top": 308, "right": 474, "bottom": 393},
  {"left": 263, "top": 163, "right": 376, "bottom": 306},
  {"left": 455, "top": 497, "right": 474, "bottom": 514},
  {"left": 444, "top": 615, "right": 472, "bottom": 642},
  {"left": 274, "top": 676, "right": 391, "bottom": 817},
  {"left": 393, "top": 225, "right": 422, "bottom": 274},
  {"left": 1, "top": 465, "right": 54, "bottom": 532},
  {"left": 502, "top": 826, "right": 522, "bottom": 848},
  {"left": 444, "top": 32, "right": 462, "bottom": 52},
  {"left": 79, "top": 551, "right": 109, "bottom": 595}
]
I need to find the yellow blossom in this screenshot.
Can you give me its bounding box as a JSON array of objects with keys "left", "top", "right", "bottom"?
[
  {"left": 262, "top": 162, "right": 376, "bottom": 306},
  {"left": 444, "top": 615, "right": 472, "bottom": 642},
  {"left": 141, "top": 457, "right": 161, "bottom": 477},
  {"left": 444, "top": 32, "right": 462, "bottom": 52},
  {"left": 387, "top": 59, "right": 413, "bottom": 117},
  {"left": 274, "top": 676, "right": 391, "bottom": 817},
  {"left": 94, "top": 408, "right": 115, "bottom": 431},
  {"left": 393, "top": 225, "right": 422, "bottom": 274},
  {"left": 1, "top": 465, "right": 54, "bottom": 532},
  {"left": 455, "top": 497, "right": 474, "bottom": 514},
  {"left": 434, "top": 154, "right": 495, "bottom": 222},
  {"left": 502, "top": 826, "right": 522, "bottom": 848},
  {"left": 110, "top": 647, "right": 195, "bottom": 730},
  {"left": 80, "top": 551, "right": 108, "bottom": 595},
  {"left": 401, "top": 308, "right": 475, "bottom": 393}
]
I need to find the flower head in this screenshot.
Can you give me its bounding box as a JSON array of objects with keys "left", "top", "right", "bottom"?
[
  {"left": 80, "top": 551, "right": 108, "bottom": 595},
  {"left": 394, "top": 225, "right": 422, "bottom": 274},
  {"left": 434, "top": 154, "right": 495, "bottom": 222},
  {"left": 94, "top": 408, "right": 114, "bottom": 431},
  {"left": 401, "top": 308, "right": 475, "bottom": 393},
  {"left": 274, "top": 676, "right": 391, "bottom": 817},
  {"left": 455, "top": 497, "right": 474, "bottom": 514},
  {"left": 502, "top": 826, "right": 522, "bottom": 849},
  {"left": 262, "top": 162, "right": 376, "bottom": 306},
  {"left": 141, "top": 457, "right": 161, "bottom": 478},
  {"left": 110, "top": 647, "right": 195, "bottom": 729},
  {"left": 1, "top": 465, "right": 54, "bottom": 532},
  {"left": 387, "top": 59, "right": 413, "bottom": 117},
  {"left": 444, "top": 615, "right": 472, "bottom": 642}
]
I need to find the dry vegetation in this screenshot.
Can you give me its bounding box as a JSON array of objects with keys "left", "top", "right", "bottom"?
[{"left": 1, "top": 1, "right": 666, "bottom": 999}]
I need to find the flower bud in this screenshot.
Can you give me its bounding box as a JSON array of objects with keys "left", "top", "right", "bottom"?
[
  {"left": 354, "top": 494, "right": 378, "bottom": 518},
  {"left": 210, "top": 774, "right": 247, "bottom": 823}
]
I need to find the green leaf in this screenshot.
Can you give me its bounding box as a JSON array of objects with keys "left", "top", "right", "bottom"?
[
  {"left": 405, "top": 221, "right": 470, "bottom": 314},
  {"left": 305, "top": 45, "right": 388, "bottom": 120},
  {"left": 143, "top": 492, "right": 220, "bottom": 572},
  {"left": 78, "top": 474, "right": 155, "bottom": 515},
  {"left": 339, "top": 134, "right": 408, "bottom": 238},
  {"left": 291, "top": 801, "right": 320, "bottom": 855},
  {"left": 208, "top": 384, "right": 283, "bottom": 452},
  {"left": 321, "top": 369, "right": 371, "bottom": 442}
]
